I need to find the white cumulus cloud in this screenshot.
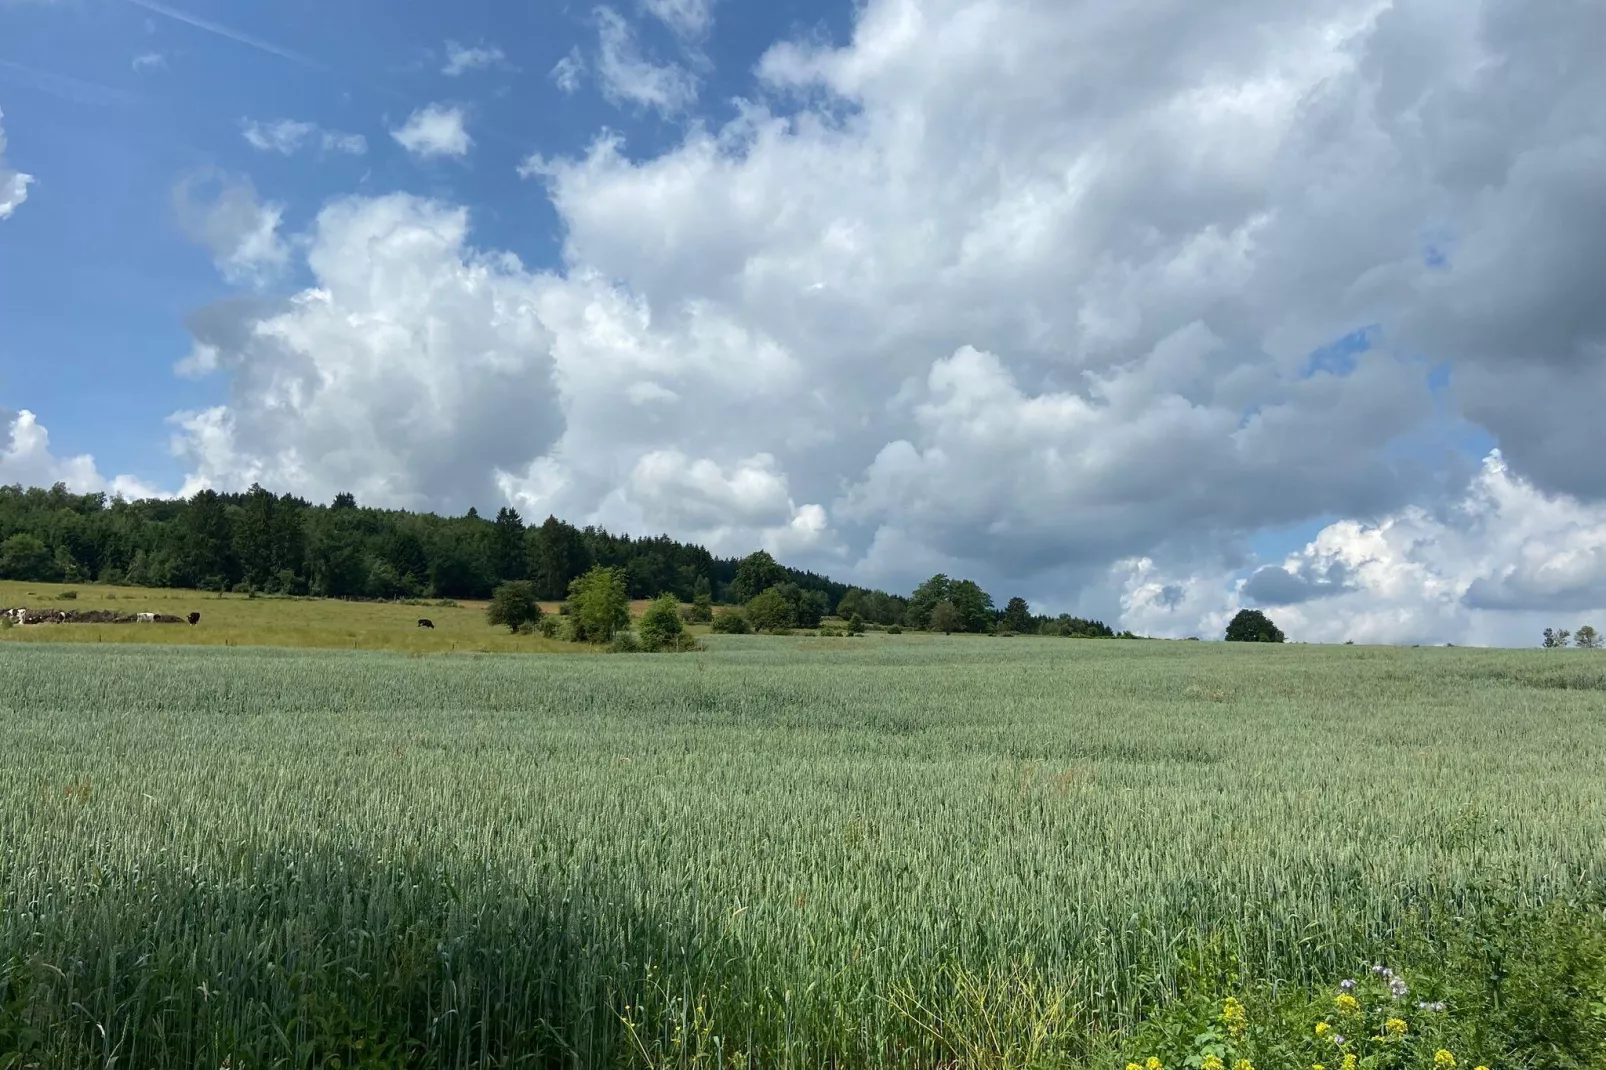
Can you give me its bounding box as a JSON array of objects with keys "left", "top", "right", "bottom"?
[
  {"left": 0, "top": 410, "right": 163, "bottom": 500},
  {"left": 390, "top": 104, "right": 471, "bottom": 158},
  {"left": 1116, "top": 452, "right": 1606, "bottom": 648}
]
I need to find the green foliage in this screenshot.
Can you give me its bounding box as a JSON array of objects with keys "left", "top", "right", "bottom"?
[
  {"left": 909, "top": 574, "right": 996, "bottom": 632},
  {"left": 486, "top": 580, "right": 543, "bottom": 633},
  {"left": 0, "top": 532, "right": 55, "bottom": 581},
  {"left": 931, "top": 600, "right": 962, "bottom": 634},
  {"left": 746, "top": 587, "right": 795, "bottom": 633},
  {"left": 887, "top": 624, "right": 902, "bottom": 634},
  {"left": 1002, "top": 596, "right": 1033, "bottom": 634},
  {"left": 638, "top": 594, "right": 685, "bottom": 651},
  {"left": 709, "top": 608, "right": 751, "bottom": 634},
  {"left": 730, "top": 550, "right": 788, "bottom": 604},
  {"left": 608, "top": 628, "right": 643, "bottom": 653},
  {"left": 567, "top": 566, "right": 631, "bottom": 642},
  {"left": 848, "top": 613, "right": 865, "bottom": 635},
  {"left": 1575, "top": 624, "right": 1600, "bottom": 649},
  {"left": 1225, "top": 609, "right": 1286, "bottom": 643},
  {"left": 690, "top": 591, "right": 714, "bottom": 622},
  {"left": 1543, "top": 627, "right": 1573, "bottom": 648}
]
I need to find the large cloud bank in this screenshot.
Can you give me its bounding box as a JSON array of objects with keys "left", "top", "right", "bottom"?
[{"left": 11, "top": 0, "right": 1606, "bottom": 645}]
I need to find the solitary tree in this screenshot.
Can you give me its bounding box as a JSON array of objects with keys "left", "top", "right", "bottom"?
[
  {"left": 486, "top": 580, "right": 542, "bottom": 633},
  {"left": 1575, "top": 625, "right": 1600, "bottom": 650},
  {"left": 1225, "top": 609, "right": 1285, "bottom": 643},
  {"left": 1542, "top": 627, "right": 1573, "bottom": 649},
  {"left": 1001, "top": 596, "right": 1033, "bottom": 634},
  {"left": 567, "top": 566, "right": 631, "bottom": 642},
  {"left": 930, "top": 601, "right": 962, "bottom": 635}
]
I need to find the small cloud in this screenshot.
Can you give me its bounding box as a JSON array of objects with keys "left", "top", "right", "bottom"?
[
  {"left": 442, "top": 40, "right": 507, "bottom": 76},
  {"left": 320, "top": 130, "right": 367, "bottom": 155},
  {"left": 242, "top": 118, "right": 366, "bottom": 156},
  {"left": 391, "top": 104, "right": 471, "bottom": 159},
  {"left": 550, "top": 47, "right": 585, "bottom": 94},
  {"left": 0, "top": 106, "right": 32, "bottom": 221},
  {"left": 594, "top": 7, "right": 697, "bottom": 115},
  {"left": 131, "top": 52, "right": 167, "bottom": 73},
  {"left": 641, "top": 0, "right": 715, "bottom": 40},
  {"left": 242, "top": 118, "right": 315, "bottom": 154}
]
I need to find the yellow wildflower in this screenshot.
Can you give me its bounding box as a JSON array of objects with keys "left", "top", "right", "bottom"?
[
  {"left": 1474, "top": 1066, "right": 1489, "bottom": 1070},
  {"left": 1385, "top": 1018, "right": 1407, "bottom": 1037},
  {"left": 1233, "top": 1060, "right": 1253, "bottom": 1070},
  {"left": 1312, "top": 1065, "right": 1325, "bottom": 1070},
  {"left": 1435, "top": 1051, "right": 1456, "bottom": 1070},
  {"left": 1335, "top": 993, "right": 1360, "bottom": 1015},
  {"left": 1315, "top": 1022, "right": 1332, "bottom": 1038},
  {"left": 1147, "top": 1058, "right": 1163, "bottom": 1070},
  {"left": 1202, "top": 1056, "right": 1224, "bottom": 1070},
  {"left": 1341, "top": 1056, "right": 1357, "bottom": 1070},
  {"left": 1128, "top": 1063, "right": 1143, "bottom": 1070}
]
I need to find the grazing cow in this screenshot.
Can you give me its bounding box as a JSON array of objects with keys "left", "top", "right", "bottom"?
[
  {"left": 417, "top": 618, "right": 435, "bottom": 629},
  {"left": 136, "top": 612, "right": 156, "bottom": 623},
  {"left": 187, "top": 612, "right": 200, "bottom": 626}
]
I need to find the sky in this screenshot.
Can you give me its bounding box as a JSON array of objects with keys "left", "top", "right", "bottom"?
[{"left": 1, "top": 0, "right": 1604, "bottom": 647}]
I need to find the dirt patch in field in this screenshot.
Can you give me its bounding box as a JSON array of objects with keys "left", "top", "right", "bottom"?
[{"left": 2, "top": 607, "right": 186, "bottom": 625}]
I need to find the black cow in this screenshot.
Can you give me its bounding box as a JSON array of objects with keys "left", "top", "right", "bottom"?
[
  {"left": 187, "top": 612, "right": 201, "bottom": 626},
  {"left": 417, "top": 618, "right": 435, "bottom": 629}
]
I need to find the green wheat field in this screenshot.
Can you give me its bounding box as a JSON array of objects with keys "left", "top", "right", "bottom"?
[{"left": 3, "top": 636, "right": 1605, "bottom": 1068}]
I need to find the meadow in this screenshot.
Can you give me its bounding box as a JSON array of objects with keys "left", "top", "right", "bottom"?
[
  {"left": 2, "top": 633, "right": 1605, "bottom": 1068},
  {"left": 0, "top": 579, "right": 645, "bottom": 654}
]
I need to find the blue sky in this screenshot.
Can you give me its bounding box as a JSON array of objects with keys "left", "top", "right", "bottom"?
[{"left": 2, "top": 0, "right": 1604, "bottom": 646}]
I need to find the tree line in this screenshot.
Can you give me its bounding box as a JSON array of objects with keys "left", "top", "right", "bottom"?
[
  {"left": 0, "top": 480, "right": 1129, "bottom": 638},
  {"left": 0, "top": 482, "right": 851, "bottom": 607}
]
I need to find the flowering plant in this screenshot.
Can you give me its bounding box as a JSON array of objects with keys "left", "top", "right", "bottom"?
[{"left": 1120, "top": 965, "right": 1485, "bottom": 1070}]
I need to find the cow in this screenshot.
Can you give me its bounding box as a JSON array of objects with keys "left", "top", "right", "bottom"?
[
  {"left": 187, "top": 612, "right": 201, "bottom": 626},
  {"left": 136, "top": 612, "right": 156, "bottom": 623},
  {"left": 417, "top": 618, "right": 435, "bottom": 629}
]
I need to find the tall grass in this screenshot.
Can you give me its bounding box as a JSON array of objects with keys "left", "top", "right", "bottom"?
[{"left": 2, "top": 638, "right": 1604, "bottom": 1067}]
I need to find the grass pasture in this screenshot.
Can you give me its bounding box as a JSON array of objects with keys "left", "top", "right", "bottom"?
[
  {"left": 0, "top": 580, "right": 683, "bottom": 654},
  {"left": 2, "top": 636, "right": 1605, "bottom": 1067}
]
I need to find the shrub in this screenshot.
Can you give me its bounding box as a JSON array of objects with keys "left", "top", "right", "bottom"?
[
  {"left": 59, "top": 590, "right": 78, "bottom": 600},
  {"left": 537, "top": 616, "right": 561, "bottom": 639},
  {"left": 609, "top": 629, "right": 643, "bottom": 653},
  {"left": 638, "top": 594, "right": 685, "bottom": 652},
  {"left": 847, "top": 614, "right": 865, "bottom": 635},
  {"left": 690, "top": 592, "right": 714, "bottom": 623},
  {"left": 710, "top": 610, "right": 751, "bottom": 635},
  {"left": 887, "top": 624, "right": 902, "bottom": 634},
  {"left": 746, "top": 588, "right": 795, "bottom": 633}
]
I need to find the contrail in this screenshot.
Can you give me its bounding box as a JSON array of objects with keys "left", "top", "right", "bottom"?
[{"left": 117, "top": 0, "right": 324, "bottom": 69}]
